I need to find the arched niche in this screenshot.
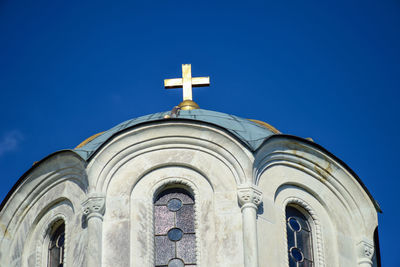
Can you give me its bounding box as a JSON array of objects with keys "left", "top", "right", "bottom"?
[
  {"left": 99, "top": 163, "right": 244, "bottom": 267},
  {"left": 254, "top": 136, "right": 378, "bottom": 266},
  {"left": 87, "top": 122, "right": 253, "bottom": 267},
  {"left": 1, "top": 170, "right": 87, "bottom": 267}
]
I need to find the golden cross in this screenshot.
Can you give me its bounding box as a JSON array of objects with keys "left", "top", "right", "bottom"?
[{"left": 164, "top": 64, "right": 210, "bottom": 101}]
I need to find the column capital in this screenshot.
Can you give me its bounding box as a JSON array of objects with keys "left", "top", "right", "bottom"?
[
  {"left": 237, "top": 184, "right": 262, "bottom": 207},
  {"left": 82, "top": 193, "right": 106, "bottom": 219},
  {"left": 357, "top": 239, "right": 374, "bottom": 265}
]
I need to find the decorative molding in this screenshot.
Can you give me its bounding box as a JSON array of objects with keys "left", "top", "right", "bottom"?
[
  {"left": 148, "top": 178, "right": 202, "bottom": 267},
  {"left": 357, "top": 239, "right": 374, "bottom": 266},
  {"left": 82, "top": 194, "right": 106, "bottom": 220},
  {"left": 92, "top": 122, "right": 255, "bottom": 192},
  {"left": 255, "top": 146, "right": 379, "bottom": 220},
  {"left": 283, "top": 197, "right": 325, "bottom": 267},
  {"left": 237, "top": 184, "right": 262, "bottom": 209}
]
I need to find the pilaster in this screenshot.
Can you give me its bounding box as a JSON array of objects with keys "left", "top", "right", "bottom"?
[
  {"left": 237, "top": 184, "right": 262, "bottom": 267},
  {"left": 82, "top": 193, "right": 106, "bottom": 267}
]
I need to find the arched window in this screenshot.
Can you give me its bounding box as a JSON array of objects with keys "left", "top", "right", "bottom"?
[
  {"left": 48, "top": 221, "right": 65, "bottom": 267},
  {"left": 286, "top": 206, "right": 313, "bottom": 267},
  {"left": 154, "top": 188, "right": 196, "bottom": 267}
]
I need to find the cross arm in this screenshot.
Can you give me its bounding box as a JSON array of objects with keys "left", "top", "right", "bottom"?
[
  {"left": 164, "top": 78, "right": 183, "bottom": 88},
  {"left": 164, "top": 77, "right": 210, "bottom": 88},
  {"left": 192, "top": 77, "right": 210, "bottom": 87}
]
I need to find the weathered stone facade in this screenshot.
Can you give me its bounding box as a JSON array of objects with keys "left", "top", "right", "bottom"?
[{"left": 0, "top": 113, "right": 380, "bottom": 267}]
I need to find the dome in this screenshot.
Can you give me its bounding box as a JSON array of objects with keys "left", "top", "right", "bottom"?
[{"left": 74, "top": 109, "right": 280, "bottom": 160}]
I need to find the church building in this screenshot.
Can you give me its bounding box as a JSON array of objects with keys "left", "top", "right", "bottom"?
[{"left": 0, "top": 65, "right": 381, "bottom": 267}]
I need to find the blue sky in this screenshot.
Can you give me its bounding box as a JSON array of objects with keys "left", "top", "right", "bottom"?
[{"left": 0, "top": 0, "right": 399, "bottom": 265}]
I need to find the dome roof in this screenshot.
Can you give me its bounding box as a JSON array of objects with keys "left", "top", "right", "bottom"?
[{"left": 74, "top": 109, "right": 280, "bottom": 160}]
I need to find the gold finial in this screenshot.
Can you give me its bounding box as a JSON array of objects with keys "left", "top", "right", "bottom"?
[{"left": 164, "top": 64, "right": 210, "bottom": 110}]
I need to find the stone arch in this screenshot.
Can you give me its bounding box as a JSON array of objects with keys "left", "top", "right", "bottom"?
[
  {"left": 254, "top": 136, "right": 378, "bottom": 238},
  {"left": 126, "top": 166, "right": 219, "bottom": 267},
  {"left": 86, "top": 121, "right": 254, "bottom": 193},
  {"left": 268, "top": 183, "right": 336, "bottom": 267},
  {"left": 4, "top": 168, "right": 87, "bottom": 267},
  {"left": 21, "top": 199, "right": 73, "bottom": 267}
]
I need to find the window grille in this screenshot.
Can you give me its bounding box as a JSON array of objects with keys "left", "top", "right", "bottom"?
[
  {"left": 154, "top": 188, "right": 196, "bottom": 267},
  {"left": 286, "top": 206, "right": 313, "bottom": 267}
]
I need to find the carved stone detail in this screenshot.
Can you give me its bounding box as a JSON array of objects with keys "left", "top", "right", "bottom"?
[
  {"left": 237, "top": 184, "right": 262, "bottom": 207},
  {"left": 82, "top": 194, "right": 106, "bottom": 220},
  {"left": 357, "top": 239, "right": 374, "bottom": 265}
]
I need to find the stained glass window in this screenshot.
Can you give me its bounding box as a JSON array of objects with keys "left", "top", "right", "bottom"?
[
  {"left": 48, "top": 222, "right": 65, "bottom": 267},
  {"left": 286, "top": 206, "right": 313, "bottom": 267},
  {"left": 154, "top": 188, "right": 196, "bottom": 267}
]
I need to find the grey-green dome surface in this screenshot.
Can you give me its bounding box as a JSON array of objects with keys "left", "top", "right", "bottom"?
[{"left": 74, "top": 109, "right": 278, "bottom": 160}]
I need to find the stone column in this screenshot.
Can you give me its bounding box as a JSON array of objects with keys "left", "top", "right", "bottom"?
[
  {"left": 237, "top": 184, "right": 262, "bottom": 267},
  {"left": 357, "top": 239, "right": 374, "bottom": 267},
  {"left": 82, "top": 193, "right": 106, "bottom": 267}
]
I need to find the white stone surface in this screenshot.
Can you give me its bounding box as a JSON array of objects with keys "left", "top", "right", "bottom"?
[{"left": 0, "top": 121, "right": 379, "bottom": 267}]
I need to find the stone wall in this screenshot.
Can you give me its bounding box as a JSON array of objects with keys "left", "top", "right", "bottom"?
[{"left": 0, "top": 122, "right": 379, "bottom": 267}]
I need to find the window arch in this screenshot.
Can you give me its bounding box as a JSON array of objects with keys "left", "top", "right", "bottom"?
[
  {"left": 154, "top": 188, "right": 196, "bottom": 267},
  {"left": 47, "top": 220, "right": 65, "bottom": 267},
  {"left": 286, "top": 205, "right": 314, "bottom": 267}
]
